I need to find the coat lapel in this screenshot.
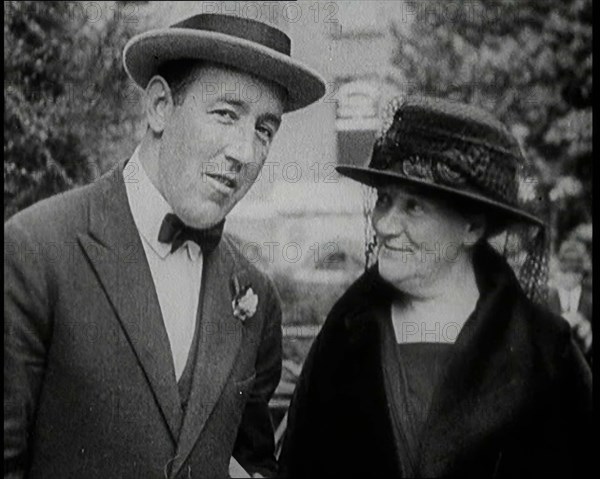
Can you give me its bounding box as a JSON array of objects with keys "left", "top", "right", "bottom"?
[
  {"left": 171, "top": 238, "right": 243, "bottom": 476},
  {"left": 77, "top": 160, "right": 182, "bottom": 442},
  {"left": 418, "top": 248, "right": 535, "bottom": 477}
]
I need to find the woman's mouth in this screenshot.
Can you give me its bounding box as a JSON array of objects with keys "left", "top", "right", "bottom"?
[{"left": 382, "top": 239, "right": 414, "bottom": 253}]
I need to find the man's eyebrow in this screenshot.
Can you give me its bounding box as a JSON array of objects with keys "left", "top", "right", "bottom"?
[
  {"left": 259, "top": 113, "right": 282, "bottom": 129},
  {"left": 212, "top": 97, "right": 281, "bottom": 128},
  {"left": 214, "top": 98, "right": 248, "bottom": 111}
]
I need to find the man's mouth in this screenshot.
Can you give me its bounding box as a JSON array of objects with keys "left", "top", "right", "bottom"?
[{"left": 205, "top": 172, "right": 237, "bottom": 191}]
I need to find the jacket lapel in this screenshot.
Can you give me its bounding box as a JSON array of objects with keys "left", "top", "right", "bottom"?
[
  {"left": 578, "top": 286, "right": 592, "bottom": 319},
  {"left": 171, "top": 238, "right": 243, "bottom": 476},
  {"left": 77, "top": 160, "right": 182, "bottom": 442}
]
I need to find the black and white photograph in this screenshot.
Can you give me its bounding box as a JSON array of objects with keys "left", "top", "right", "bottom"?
[{"left": 4, "top": 1, "right": 593, "bottom": 477}]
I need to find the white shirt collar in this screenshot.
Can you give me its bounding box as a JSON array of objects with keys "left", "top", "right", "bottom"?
[
  {"left": 125, "top": 147, "right": 201, "bottom": 260},
  {"left": 557, "top": 283, "right": 582, "bottom": 313}
]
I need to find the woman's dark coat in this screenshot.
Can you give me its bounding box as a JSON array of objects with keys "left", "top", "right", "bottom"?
[{"left": 279, "top": 245, "right": 592, "bottom": 478}]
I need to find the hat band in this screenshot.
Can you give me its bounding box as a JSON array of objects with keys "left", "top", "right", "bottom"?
[
  {"left": 371, "top": 147, "right": 519, "bottom": 207},
  {"left": 172, "top": 14, "right": 291, "bottom": 56}
]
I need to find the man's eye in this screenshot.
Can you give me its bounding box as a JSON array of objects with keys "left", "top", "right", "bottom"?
[
  {"left": 214, "top": 110, "right": 238, "bottom": 121},
  {"left": 256, "top": 126, "right": 274, "bottom": 142}
]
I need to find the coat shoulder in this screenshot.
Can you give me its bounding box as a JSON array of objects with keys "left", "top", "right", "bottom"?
[
  {"left": 528, "top": 300, "right": 571, "bottom": 346},
  {"left": 306, "top": 268, "right": 383, "bottom": 353},
  {"left": 5, "top": 162, "right": 125, "bottom": 244},
  {"left": 5, "top": 180, "right": 98, "bottom": 243},
  {"left": 325, "top": 267, "right": 387, "bottom": 328},
  {"left": 520, "top": 297, "right": 576, "bottom": 377}
]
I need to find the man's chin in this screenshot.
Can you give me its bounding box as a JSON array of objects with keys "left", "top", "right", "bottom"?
[{"left": 176, "top": 203, "right": 228, "bottom": 229}]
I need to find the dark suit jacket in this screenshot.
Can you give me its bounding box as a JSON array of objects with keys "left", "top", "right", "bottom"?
[
  {"left": 280, "top": 244, "right": 592, "bottom": 478},
  {"left": 4, "top": 161, "right": 282, "bottom": 478}
]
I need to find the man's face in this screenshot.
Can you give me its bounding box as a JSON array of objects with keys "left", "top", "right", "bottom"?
[
  {"left": 556, "top": 268, "right": 583, "bottom": 291},
  {"left": 158, "top": 65, "right": 285, "bottom": 228},
  {"left": 372, "top": 185, "right": 475, "bottom": 294}
]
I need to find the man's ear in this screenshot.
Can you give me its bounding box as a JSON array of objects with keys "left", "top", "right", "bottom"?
[{"left": 145, "top": 75, "right": 174, "bottom": 134}]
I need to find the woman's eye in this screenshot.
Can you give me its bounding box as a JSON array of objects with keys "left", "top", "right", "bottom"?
[
  {"left": 376, "top": 192, "right": 391, "bottom": 208},
  {"left": 405, "top": 198, "right": 423, "bottom": 214}
]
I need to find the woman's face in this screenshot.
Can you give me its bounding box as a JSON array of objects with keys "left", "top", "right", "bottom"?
[{"left": 372, "top": 185, "right": 480, "bottom": 294}]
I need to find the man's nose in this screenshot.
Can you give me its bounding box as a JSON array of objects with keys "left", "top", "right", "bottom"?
[{"left": 224, "top": 121, "right": 256, "bottom": 168}]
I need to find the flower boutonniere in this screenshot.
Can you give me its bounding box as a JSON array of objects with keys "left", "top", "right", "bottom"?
[{"left": 231, "top": 274, "right": 258, "bottom": 323}]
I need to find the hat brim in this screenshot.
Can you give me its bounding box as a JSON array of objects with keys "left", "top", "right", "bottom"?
[
  {"left": 123, "top": 29, "right": 326, "bottom": 112},
  {"left": 336, "top": 165, "right": 545, "bottom": 227}
]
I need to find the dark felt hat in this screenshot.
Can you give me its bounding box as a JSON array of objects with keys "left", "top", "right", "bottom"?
[
  {"left": 123, "top": 13, "right": 326, "bottom": 112},
  {"left": 336, "top": 96, "right": 545, "bottom": 227}
]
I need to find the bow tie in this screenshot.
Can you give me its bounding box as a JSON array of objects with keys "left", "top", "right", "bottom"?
[{"left": 158, "top": 213, "right": 224, "bottom": 255}]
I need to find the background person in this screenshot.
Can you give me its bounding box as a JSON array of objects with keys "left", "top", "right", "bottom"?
[{"left": 548, "top": 239, "right": 593, "bottom": 364}]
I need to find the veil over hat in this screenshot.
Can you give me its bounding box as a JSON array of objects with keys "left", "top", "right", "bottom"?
[
  {"left": 338, "top": 96, "right": 549, "bottom": 303},
  {"left": 123, "top": 13, "right": 326, "bottom": 112}
]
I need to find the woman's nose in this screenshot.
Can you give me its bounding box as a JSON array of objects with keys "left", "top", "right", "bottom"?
[{"left": 373, "top": 207, "right": 404, "bottom": 237}]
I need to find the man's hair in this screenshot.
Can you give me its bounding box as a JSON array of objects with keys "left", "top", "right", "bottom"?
[{"left": 156, "top": 59, "right": 205, "bottom": 106}]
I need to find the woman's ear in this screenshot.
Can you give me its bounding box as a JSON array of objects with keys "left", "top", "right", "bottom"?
[
  {"left": 465, "top": 214, "right": 486, "bottom": 245},
  {"left": 145, "top": 75, "right": 175, "bottom": 135}
]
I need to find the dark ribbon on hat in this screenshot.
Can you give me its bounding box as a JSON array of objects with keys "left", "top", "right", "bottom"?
[
  {"left": 172, "top": 13, "right": 291, "bottom": 56},
  {"left": 158, "top": 213, "right": 224, "bottom": 255},
  {"left": 369, "top": 100, "right": 523, "bottom": 207}
]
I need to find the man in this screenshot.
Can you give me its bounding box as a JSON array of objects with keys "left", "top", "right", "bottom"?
[
  {"left": 548, "top": 239, "right": 593, "bottom": 364},
  {"left": 4, "top": 13, "right": 325, "bottom": 479}
]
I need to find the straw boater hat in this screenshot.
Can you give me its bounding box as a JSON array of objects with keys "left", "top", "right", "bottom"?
[
  {"left": 337, "top": 95, "right": 545, "bottom": 227},
  {"left": 123, "top": 13, "right": 326, "bottom": 112}
]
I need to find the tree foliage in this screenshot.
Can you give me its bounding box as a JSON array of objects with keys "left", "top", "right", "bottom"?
[
  {"left": 4, "top": 1, "right": 144, "bottom": 219},
  {"left": 389, "top": 0, "right": 592, "bottom": 245}
]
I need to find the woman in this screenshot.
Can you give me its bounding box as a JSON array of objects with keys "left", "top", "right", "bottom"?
[{"left": 279, "top": 97, "right": 592, "bottom": 478}]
